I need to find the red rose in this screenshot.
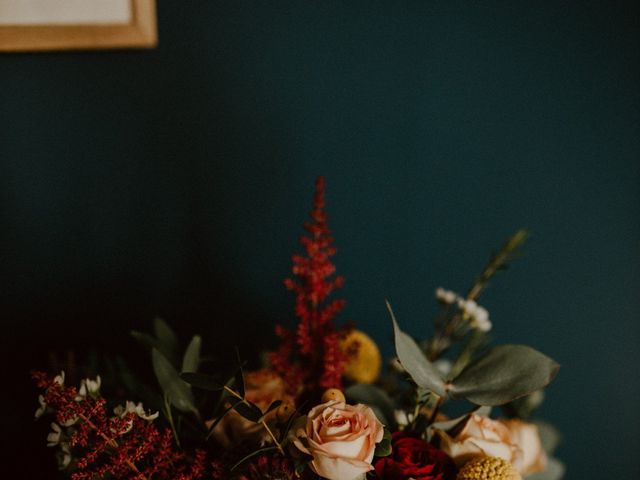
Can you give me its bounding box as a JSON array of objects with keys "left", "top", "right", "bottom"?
[{"left": 374, "top": 432, "right": 457, "bottom": 480}]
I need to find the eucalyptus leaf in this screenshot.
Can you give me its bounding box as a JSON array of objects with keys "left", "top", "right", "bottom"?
[
  {"left": 387, "top": 301, "right": 446, "bottom": 397},
  {"left": 263, "top": 400, "right": 283, "bottom": 416},
  {"left": 181, "top": 335, "right": 201, "bottom": 373},
  {"left": 153, "top": 317, "right": 179, "bottom": 356},
  {"left": 206, "top": 401, "right": 241, "bottom": 439},
  {"left": 152, "top": 348, "right": 196, "bottom": 413},
  {"left": 233, "top": 401, "right": 263, "bottom": 422},
  {"left": 374, "top": 429, "right": 392, "bottom": 457},
  {"left": 234, "top": 349, "right": 246, "bottom": 398},
  {"left": 207, "top": 402, "right": 237, "bottom": 437},
  {"left": 131, "top": 329, "right": 179, "bottom": 367},
  {"left": 450, "top": 345, "right": 560, "bottom": 406},
  {"left": 345, "top": 383, "right": 397, "bottom": 430},
  {"left": 180, "top": 372, "right": 224, "bottom": 391}
]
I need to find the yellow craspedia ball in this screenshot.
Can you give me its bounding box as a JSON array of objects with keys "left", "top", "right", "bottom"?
[
  {"left": 457, "top": 457, "right": 522, "bottom": 480},
  {"left": 321, "top": 388, "right": 346, "bottom": 403},
  {"left": 341, "top": 330, "right": 381, "bottom": 384}
]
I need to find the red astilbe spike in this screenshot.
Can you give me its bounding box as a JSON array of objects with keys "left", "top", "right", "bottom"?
[
  {"left": 32, "top": 371, "right": 208, "bottom": 480},
  {"left": 269, "top": 177, "right": 349, "bottom": 396}
]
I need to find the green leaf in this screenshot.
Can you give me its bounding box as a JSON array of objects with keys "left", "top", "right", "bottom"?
[
  {"left": 345, "top": 383, "right": 397, "bottom": 430},
  {"left": 206, "top": 401, "right": 241, "bottom": 440},
  {"left": 262, "top": 400, "right": 283, "bottom": 417},
  {"left": 152, "top": 348, "right": 196, "bottom": 413},
  {"left": 181, "top": 335, "right": 201, "bottom": 373},
  {"left": 180, "top": 372, "right": 224, "bottom": 391},
  {"left": 131, "top": 329, "right": 179, "bottom": 367},
  {"left": 450, "top": 345, "right": 560, "bottom": 406},
  {"left": 374, "top": 429, "right": 392, "bottom": 457},
  {"left": 153, "top": 317, "right": 179, "bottom": 356},
  {"left": 233, "top": 401, "right": 263, "bottom": 422},
  {"left": 234, "top": 348, "right": 246, "bottom": 398},
  {"left": 231, "top": 446, "right": 280, "bottom": 472},
  {"left": 387, "top": 301, "right": 446, "bottom": 397}
]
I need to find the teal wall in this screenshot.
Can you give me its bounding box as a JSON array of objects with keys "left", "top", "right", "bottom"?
[{"left": 2, "top": 1, "right": 638, "bottom": 477}]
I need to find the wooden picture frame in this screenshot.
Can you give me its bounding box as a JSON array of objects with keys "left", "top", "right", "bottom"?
[{"left": 0, "top": 0, "right": 157, "bottom": 52}]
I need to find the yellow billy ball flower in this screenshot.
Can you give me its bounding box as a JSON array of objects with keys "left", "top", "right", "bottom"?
[
  {"left": 341, "top": 330, "right": 381, "bottom": 384},
  {"left": 457, "top": 457, "right": 522, "bottom": 480},
  {"left": 321, "top": 388, "right": 346, "bottom": 403}
]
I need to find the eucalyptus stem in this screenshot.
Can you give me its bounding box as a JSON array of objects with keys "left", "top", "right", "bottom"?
[
  {"left": 223, "top": 386, "right": 285, "bottom": 454},
  {"left": 466, "top": 229, "right": 529, "bottom": 301},
  {"left": 163, "top": 393, "right": 181, "bottom": 448}
]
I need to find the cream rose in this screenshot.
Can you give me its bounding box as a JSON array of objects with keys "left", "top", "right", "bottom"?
[
  {"left": 293, "top": 401, "right": 384, "bottom": 480},
  {"left": 435, "top": 414, "right": 546, "bottom": 476},
  {"left": 209, "top": 369, "right": 294, "bottom": 447},
  {"left": 502, "top": 419, "right": 547, "bottom": 476}
]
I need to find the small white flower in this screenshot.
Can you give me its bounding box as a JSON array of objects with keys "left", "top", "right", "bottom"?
[
  {"left": 114, "top": 401, "right": 159, "bottom": 422},
  {"left": 53, "top": 371, "right": 65, "bottom": 387},
  {"left": 35, "top": 394, "right": 47, "bottom": 419},
  {"left": 47, "top": 423, "right": 62, "bottom": 447},
  {"left": 473, "top": 306, "right": 492, "bottom": 332},
  {"left": 56, "top": 443, "right": 72, "bottom": 470},
  {"left": 433, "top": 359, "right": 453, "bottom": 377},
  {"left": 394, "top": 409, "right": 411, "bottom": 428},
  {"left": 61, "top": 416, "right": 78, "bottom": 427},
  {"left": 435, "top": 287, "right": 458, "bottom": 305},
  {"left": 457, "top": 298, "right": 492, "bottom": 332},
  {"left": 75, "top": 375, "right": 102, "bottom": 401}
]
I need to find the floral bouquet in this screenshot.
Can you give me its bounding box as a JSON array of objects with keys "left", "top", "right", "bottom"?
[{"left": 33, "top": 177, "right": 563, "bottom": 480}]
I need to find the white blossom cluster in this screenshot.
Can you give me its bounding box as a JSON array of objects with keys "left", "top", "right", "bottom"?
[{"left": 435, "top": 288, "right": 492, "bottom": 332}]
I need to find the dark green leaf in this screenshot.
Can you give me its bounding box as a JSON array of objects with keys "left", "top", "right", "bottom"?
[
  {"left": 450, "top": 345, "right": 560, "bottom": 406},
  {"left": 233, "top": 401, "right": 263, "bottom": 422},
  {"left": 206, "top": 401, "right": 241, "bottom": 440},
  {"left": 345, "top": 384, "right": 397, "bottom": 430},
  {"left": 181, "top": 335, "right": 201, "bottom": 373},
  {"left": 152, "top": 348, "right": 196, "bottom": 413},
  {"left": 180, "top": 372, "right": 224, "bottom": 391},
  {"left": 374, "top": 429, "right": 392, "bottom": 457},
  {"left": 153, "top": 317, "right": 179, "bottom": 356},
  {"left": 131, "top": 330, "right": 179, "bottom": 366},
  {"left": 234, "top": 348, "right": 246, "bottom": 398},
  {"left": 262, "top": 400, "right": 282, "bottom": 416},
  {"left": 231, "top": 446, "right": 280, "bottom": 472},
  {"left": 387, "top": 301, "right": 446, "bottom": 397}
]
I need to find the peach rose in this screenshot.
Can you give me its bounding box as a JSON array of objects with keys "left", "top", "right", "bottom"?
[
  {"left": 502, "top": 419, "right": 547, "bottom": 476},
  {"left": 435, "top": 414, "right": 546, "bottom": 476},
  {"left": 293, "top": 401, "right": 384, "bottom": 480},
  {"left": 209, "top": 369, "right": 294, "bottom": 447}
]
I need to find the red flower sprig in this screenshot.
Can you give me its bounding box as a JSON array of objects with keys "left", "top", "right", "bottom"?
[
  {"left": 32, "top": 371, "right": 207, "bottom": 480},
  {"left": 269, "top": 177, "right": 349, "bottom": 394}
]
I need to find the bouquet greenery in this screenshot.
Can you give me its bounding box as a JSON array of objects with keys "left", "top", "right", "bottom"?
[{"left": 33, "top": 177, "right": 563, "bottom": 480}]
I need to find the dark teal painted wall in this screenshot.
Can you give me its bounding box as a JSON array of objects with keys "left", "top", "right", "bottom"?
[{"left": 2, "top": 1, "right": 638, "bottom": 477}]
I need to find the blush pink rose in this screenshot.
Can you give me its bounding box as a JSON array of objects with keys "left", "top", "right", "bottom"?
[
  {"left": 435, "top": 414, "right": 546, "bottom": 476},
  {"left": 293, "top": 401, "right": 384, "bottom": 480}
]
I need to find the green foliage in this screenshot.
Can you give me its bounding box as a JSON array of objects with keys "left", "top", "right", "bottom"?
[
  {"left": 449, "top": 345, "right": 560, "bottom": 406},
  {"left": 181, "top": 335, "right": 202, "bottom": 373},
  {"left": 180, "top": 372, "right": 225, "bottom": 391},
  {"left": 388, "top": 301, "right": 446, "bottom": 397},
  {"left": 345, "top": 383, "right": 397, "bottom": 431},
  {"left": 152, "top": 348, "right": 197, "bottom": 414},
  {"left": 374, "top": 429, "right": 392, "bottom": 457}
]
